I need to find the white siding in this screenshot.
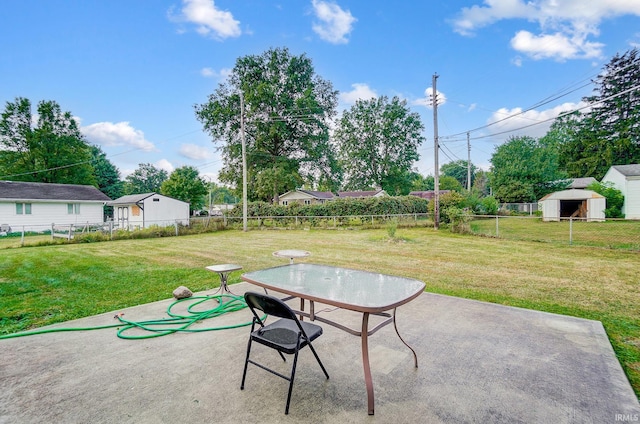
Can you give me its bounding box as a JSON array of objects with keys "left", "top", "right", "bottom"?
[
  {"left": 625, "top": 178, "right": 640, "bottom": 219},
  {"left": 0, "top": 201, "right": 104, "bottom": 232},
  {"left": 142, "top": 195, "right": 189, "bottom": 227},
  {"left": 602, "top": 168, "right": 640, "bottom": 219}
]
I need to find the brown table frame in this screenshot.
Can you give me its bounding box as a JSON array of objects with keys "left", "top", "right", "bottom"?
[{"left": 242, "top": 266, "right": 425, "bottom": 415}]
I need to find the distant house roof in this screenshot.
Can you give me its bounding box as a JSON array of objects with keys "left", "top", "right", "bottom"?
[
  {"left": 569, "top": 177, "right": 597, "bottom": 189},
  {"left": 610, "top": 164, "right": 640, "bottom": 177},
  {"left": 338, "top": 190, "right": 387, "bottom": 198},
  {"left": 409, "top": 190, "right": 451, "bottom": 200},
  {"left": 297, "top": 189, "right": 335, "bottom": 200},
  {"left": 0, "top": 181, "right": 111, "bottom": 202}
]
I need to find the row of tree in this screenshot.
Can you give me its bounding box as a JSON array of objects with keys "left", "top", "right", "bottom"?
[
  {"left": 1, "top": 47, "right": 638, "bottom": 212},
  {"left": 490, "top": 48, "right": 640, "bottom": 203}
]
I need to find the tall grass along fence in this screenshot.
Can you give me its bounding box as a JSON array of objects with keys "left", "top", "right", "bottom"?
[
  {"left": 469, "top": 215, "right": 640, "bottom": 251},
  {"left": 1, "top": 213, "right": 639, "bottom": 252}
]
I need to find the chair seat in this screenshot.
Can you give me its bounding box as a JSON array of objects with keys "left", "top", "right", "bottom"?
[{"left": 252, "top": 319, "right": 323, "bottom": 354}]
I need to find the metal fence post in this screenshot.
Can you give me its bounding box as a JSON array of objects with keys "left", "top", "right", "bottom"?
[{"left": 569, "top": 218, "right": 573, "bottom": 245}]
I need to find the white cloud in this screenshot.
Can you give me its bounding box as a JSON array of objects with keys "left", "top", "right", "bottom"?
[
  {"left": 171, "top": 0, "right": 241, "bottom": 40},
  {"left": 311, "top": 0, "right": 357, "bottom": 44},
  {"left": 485, "top": 101, "right": 587, "bottom": 139},
  {"left": 179, "top": 143, "right": 213, "bottom": 160},
  {"left": 155, "top": 159, "right": 175, "bottom": 173},
  {"left": 412, "top": 87, "right": 448, "bottom": 109},
  {"left": 82, "top": 121, "right": 155, "bottom": 152},
  {"left": 452, "top": 0, "right": 640, "bottom": 60},
  {"left": 339, "top": 83, "right": 377, "bottom": 105},
  {"left": 200, "top": 67, "right": 232, "bottom": 79},
  {"left": 510, "top": 30, "right": 603, "bottom": 61}
]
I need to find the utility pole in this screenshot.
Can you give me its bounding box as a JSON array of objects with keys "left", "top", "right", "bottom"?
[
  {"left": 432, "top": 73, "right": 440, "bottom": 230},
  {"left": 467, "top": 131, "right": 471, "bottom": 191},
  {"left": 240, "top": 92, "right": 247, "bottom": 232}
]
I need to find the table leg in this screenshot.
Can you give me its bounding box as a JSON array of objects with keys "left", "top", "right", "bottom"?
[
  {"left": 361, "top": 312, "right": 375, "bottom": 415},
  {"left": 393, "top": 308, "right": 418, "bottom": 368}
]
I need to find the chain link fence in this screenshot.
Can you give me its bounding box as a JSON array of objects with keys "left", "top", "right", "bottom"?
[{"left": 1, "top": 213, "right": 639, "bottom": 252}]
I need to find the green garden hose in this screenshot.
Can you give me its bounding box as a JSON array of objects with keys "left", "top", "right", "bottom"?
[{"left": 0, "top": 293, "right": 257, "bottom": 341}]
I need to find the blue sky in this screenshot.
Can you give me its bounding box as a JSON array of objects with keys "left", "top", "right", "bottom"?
[{"left": 2, "top": 0, "right": 640, "bottom": 185}]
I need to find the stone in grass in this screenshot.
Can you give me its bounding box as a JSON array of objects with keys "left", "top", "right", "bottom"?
[{"left": 173, "top": 286, "right": 193, "bottom": 299}]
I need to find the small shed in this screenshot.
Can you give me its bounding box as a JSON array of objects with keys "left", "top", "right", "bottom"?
[
  {"left": 602, "top": 164, "right": 640, "bottom": 219},
  {"left": 108, "top": 193, "right": 189, "bottom": 229},
  {"left": 539, "top": 189, "right": 605, "bottom": 222}
]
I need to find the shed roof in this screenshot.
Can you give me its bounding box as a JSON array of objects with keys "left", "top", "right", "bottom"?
[
  {"left": 0, "top": 181, "right": 111, "bottom": 202},
  {"left": 108, "top": 193, "right": 156, "bottom": 205},
  {"left": 611, "top": 164, "right": 640, "bottom": 177},
  {"left": 539, "top": 189, "right": 604, "bottom": 202}
]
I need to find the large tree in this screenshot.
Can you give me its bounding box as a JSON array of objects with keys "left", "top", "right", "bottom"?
[
  {"left": 195, "top": 47, "right": 340, "bottom": 203},
  {"left": 90, "top": 145, "right": 123, "bottom": 200},
  {"left": 0, "top": 97, "right": 95, "bottom": 184},
  {"left": 554, "top": 48, "right": 640, "bottom": 179},
  {"left": 441, "top": 160, "right": 476, "bottom": 190},
  {"left": 123, "top": 163, "right": 168, "bottom": 194},
  {"left": 334, "top": 96, "right": 425, "bottom": 194},
  {"left": 161, "top": 166, "right": 207, "bottom": 214},
  {"left": 490, "top": 136, "right": 568, "bottom": 202}
]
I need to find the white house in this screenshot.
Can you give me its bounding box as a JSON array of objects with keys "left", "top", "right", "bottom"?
[
  {"left": 278, "top": 190, "right": 335, "bottom": 206},
  {"left": 108, "top": 193, "right": 190, "bottom": 229},
  {"left": 602, "top": 164, "right": 640, "bottom": 219},
  {"left": 538, "top": 189, "right": 605, "bottom": 222},
  {"left": 0, "top": 181, "right": 111, "bottom": 232}
]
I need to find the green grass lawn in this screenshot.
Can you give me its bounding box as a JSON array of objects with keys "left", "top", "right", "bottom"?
[{"left": 1, "top": 227, "right": 639, "bottom": 398}]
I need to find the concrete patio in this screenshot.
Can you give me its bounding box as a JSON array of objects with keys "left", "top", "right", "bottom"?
[{"left": 1, "top": 282, "right": 639, "bottom": 423}]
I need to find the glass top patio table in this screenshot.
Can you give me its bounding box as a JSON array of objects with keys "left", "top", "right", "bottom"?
[
  {"left": 242, "top": 263, "right": 426, "bottom": 415},
  {"left": 241, "top": 263, "right": 425, "bottom": 314}
]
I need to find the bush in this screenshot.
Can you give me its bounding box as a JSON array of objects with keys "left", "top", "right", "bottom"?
[{"left": 586, "top": 181, "right": 624, "bottom": 218}]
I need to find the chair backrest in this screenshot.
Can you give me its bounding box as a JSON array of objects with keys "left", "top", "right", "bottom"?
[{"left": 244, "top": 291, "right": 298, "bottom": 321}]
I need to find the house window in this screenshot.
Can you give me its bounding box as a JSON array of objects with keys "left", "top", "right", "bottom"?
[
  {"left": 304, "top": 199, "right": 311, "bottom": 205},
  {"left": 16, "top": 203, "right": 32, "bottom": 215},
  {"left": 283, "top": 201, "right": 288, "bottom": 206},
  {"left": 67, "top": 203, "right": 80, "bottom": 214},
  {"left": 153, "top": 198, "right": 160, "bottom": 202}
]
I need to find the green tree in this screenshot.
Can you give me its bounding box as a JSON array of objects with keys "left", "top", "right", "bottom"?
[
  {"left": 553, "top": 49, "right": 640, "bottom": 179},
  {"left": 161, "top": 166, "right": 208, "bottom": 214},
  {"left": 123, "top": 163, "right": 168, "bottom": 194},
  {"left": 441, "top": 160, "right": 476, "bottom": 190},
  {"left": 195, "top": 47, "right": 340, "bottom": 203},
  {"left": 586, "top": 181, "right": 625, "bottom": 218},
  {"left": 90, "top": 145, "right": 123, "bottom": 200},
  {"left": 410, "top": 173, "right": 434, "bottom": 191},
  {"left": 0, "top": 97, "right": 95, "bottom": 184},
  {"left": 335, "top": 96, "right": 424, "bottom": 193},
  {"left": 471, "top": 169, "right": 491, "bottom": 196},
  {"left": 439, "top": 175, "right": 463, "bottom": 192},
  {"left": 490, "top": 136, "right": 567, "bottom": 202}
]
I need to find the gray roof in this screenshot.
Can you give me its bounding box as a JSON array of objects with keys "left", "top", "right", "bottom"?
[
  {"left": 612, "top": 164, "right": 640, "bottom": 177},
  {"left": 0, "top": 181, "right": 111, "bottom": 202},
  {"left": 569, "top": 177, "right": 597, "bottom": 189},
  {"left": 108, "top": 193, "right": 156, "bottom": 205},
  {"left": 298, "top": 189, "right": 335, "bottom": 199}
]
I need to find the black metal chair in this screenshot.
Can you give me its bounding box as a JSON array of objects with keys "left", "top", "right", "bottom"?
[{"left": 241, "top": 291, "right": 330, "bottom": 414}]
